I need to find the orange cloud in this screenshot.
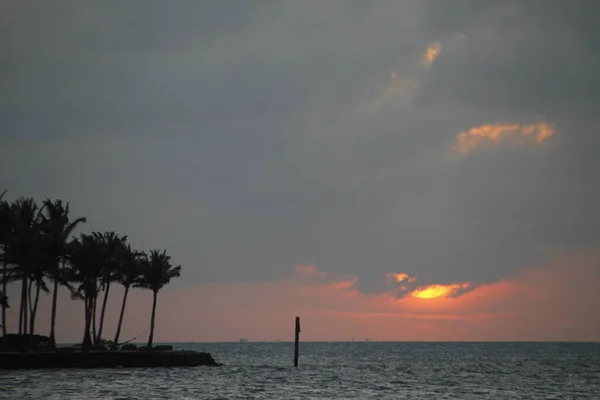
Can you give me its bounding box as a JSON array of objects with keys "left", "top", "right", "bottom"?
[
  {"left": 411, "top": 283, "right": 471, "bottom": 299},
  {"left": 385, "top": 272, "right": 469, "bottom": 299},
  {"left": 386, "top": 272, "right": 416, "bottom": 283},
  {"left": 454, "top": 121, "right": 556, "bottom": 154},
  {"left": 423, "top": 42, "right": 441, "bottom": 65}
]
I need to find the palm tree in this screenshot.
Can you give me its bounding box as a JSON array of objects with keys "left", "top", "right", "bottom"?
[
  {"left": 40, "top": 199, "right": 86, "bottom": 346},
  {"left": 95, "top": 231, "right": 126, "bottom": 345},
  {"left": 137, "top": 250, "right": 181, "bottom": 348},
  {"left": 0, "top": 190, "right": 186, "bottom": 353},
  {"left": 0, "top": 190, "right": 11, "bottom": 348},
  {"left": 27, "top": 258, "right": 49, "bottom": 338},
  {"left": 9, "top": 198, "right": 45, "bottom": 336},
  {"left": 113, "top": 243, "right": 144, "bottom": 348},
  {"left": 69, "top": 233, "right": 103, "bottom": 351}
]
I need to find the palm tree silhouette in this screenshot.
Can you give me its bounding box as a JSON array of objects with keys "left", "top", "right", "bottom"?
[
  {"left": 95, "top": 232, "right": 126, "bottom": 345},
  {"left": 113, "top": 243, "right": 144, "bottom": 348},
  {"left": 137, "top": 250, "right": 181, "bottom": 348},
  {"left": 70, "top": 233, "right": 103, "bottom": 351},
  {"left": 40, "top": 199, "right": 86, "bottom": 347},
  {"left": 0, "top": 190, "right": 10, "bottom": 349},
  {"left": 9, "top": 198, "right": 45, "bottom": 336},
  {"left": 0, "top": 191, "right": 184, "bottom": 352}
]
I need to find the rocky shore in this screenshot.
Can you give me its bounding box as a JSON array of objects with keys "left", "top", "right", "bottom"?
[{"left": 0, "top": 350, "right": 220, "bottom": 369}]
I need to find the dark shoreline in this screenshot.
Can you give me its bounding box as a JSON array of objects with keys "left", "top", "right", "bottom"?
[{"left": 0, "top": 350, "right": 220, "bottom": 369}]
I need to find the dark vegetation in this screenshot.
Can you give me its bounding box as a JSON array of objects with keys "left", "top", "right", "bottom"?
[
  {"left": 1, "top": 349, "right": 219, "bottom": 369},
  {"left": 0, "top": 190, "right": 182, "bottom": 352}
]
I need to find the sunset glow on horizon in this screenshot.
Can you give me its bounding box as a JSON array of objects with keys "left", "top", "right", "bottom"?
[{"left": 5, "top": 251, "right": 599, "bottom": 343}]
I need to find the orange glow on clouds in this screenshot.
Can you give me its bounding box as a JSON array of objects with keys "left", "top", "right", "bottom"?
[
  {"left": 412, "top": 283, "right": 471, "bottom": 299},
  {"left": 454, "top": 121, "right": 556, "bottom": 154},
  {"left": 386, "top": 272, "right": 469, "bottom": 299},
  {"left": 424, "top": 42, "right": 441, "bottom": 64},
  {"left": 387, "top": 272, "right": 416, "bottom": 283}
]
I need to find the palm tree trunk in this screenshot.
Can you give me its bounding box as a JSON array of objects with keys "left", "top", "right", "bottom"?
[
  {"left": 113, "top": 285, "right": 129, "bottom": 347},
  {"left": 18, "top": 294, "right": 23, "bottom": 334},
  {"left": 147, "top": 290, "right": 157, "bottom": 348},
  {"left": 91, "top": 294, "right": 97, "bottom": 344},
  {"left": 1, "top": 257, "right": 7, "bottom": 349},
  {"left": 97, "top": 281, "right": 111, "bottom": 343},
  {"left": 22, "top": 277, "right": 29, "bottom": 335},
  {"left": 27, "top": 279, "right": 34, "bottom": 334},
  {"left": 19, "top": 277, "right": 27, "bottom": 334},
  {"left": 49, "top": 279, "right": 59, "bottom": 347},
  {"left": 82, "top": 295, "right": 93, "bottom": 352},
  {"left": 29, "top": 282, "right": 41, "bottom": 336}
]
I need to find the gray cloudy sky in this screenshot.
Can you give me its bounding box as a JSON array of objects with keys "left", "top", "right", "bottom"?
[{"left": 2, "top": 0, "right": 600, "bottom": 293}]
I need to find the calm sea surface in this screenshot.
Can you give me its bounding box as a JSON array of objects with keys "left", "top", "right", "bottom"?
[{"left": 1, "top": 342, "right": 599, "bottom": 399}]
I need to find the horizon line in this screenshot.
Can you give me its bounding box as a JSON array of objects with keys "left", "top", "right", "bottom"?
[{"left": 56, "top": 340, "right": 600, "bottom": 345}]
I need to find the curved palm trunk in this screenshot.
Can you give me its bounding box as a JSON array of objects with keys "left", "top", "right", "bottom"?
[
  {"left": 28, "top": 280, "right": 40, "bottom": 335},
  {"left": 49, "top": 279, "right": 59, "bottom": 347},
  {"left": 27, "top": 281, "right": 41, "bottom": 350},
  {"left": 27, "top": 279, "right": 33, "bottom": 315},
  {"left": 147, "top": 290, "right": 157, "bottom": 348},
  {"left": 91, "top": 294, "right": 98, "bottom": 344},
  {"left": 113, "top": 285, "right": 130, "bottom": 347},
  {"left": 29, "top": 282, "right": 41, "bottom": 335},
  {"left": 82, "top": 295, "right": 93, "bottom": 352},
  {"left": 33, "top": 290, "right": 41, "bottom": 331},
  {"left": 19, "top": 277, "right": 28, "bottom": 335},
  {"left": 1, "top": 257, "right": 7, "bottom": 349},
  {"left": 27, "top": 279, "right": 33, "bottom": 332},
  {"left": 18, "top": 296, "right": 23, "bottom": 334},
  {"left": 96, "top": 281, "right": 111, "bottom": 343}
]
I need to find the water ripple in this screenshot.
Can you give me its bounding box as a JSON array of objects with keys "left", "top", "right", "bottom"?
[{"left": 1, "top": 342, "right": 600, "bottom": 399}]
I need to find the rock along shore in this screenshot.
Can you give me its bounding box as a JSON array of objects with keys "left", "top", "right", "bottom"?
[{"left": 0, "top": 350, "right": 220, "bottom": 369}]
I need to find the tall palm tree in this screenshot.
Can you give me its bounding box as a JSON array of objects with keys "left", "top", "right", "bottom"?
[
  {"left": 40, "top": 199, "right": 86, "bottom": 346},
  {"left": 0, "top": 190, "right": 11, "bottom": 348},
  {"left": 9, "top": 198, "right": 44, "bottom": 336},
  {"left": 83, "top": 232, "right": 105, "bottom": 344},
  {"left": 113, "top": 243, "right": 144, "bottom": 348},
  {"left": 27, "top": 257, "right": 49, "bottom": 337},
  {"left": 69, "top": 233, "right": 103, "bottom": 351},
  {"left": 95, "top": 231, "right": 126, "bottom": 345},
  {"left": 0, "top": 190, "right": 191, "bottom": 354},
  {"left": 137, "top": 250, "right": 181, "bottom": 348}
]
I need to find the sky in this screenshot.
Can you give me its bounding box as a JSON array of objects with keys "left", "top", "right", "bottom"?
[{"left": 1, "top": 0, "right": 600, "bottom": 342}]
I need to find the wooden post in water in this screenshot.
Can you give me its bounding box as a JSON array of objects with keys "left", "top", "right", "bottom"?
[{"left": 294, "top": 316, "right": 301, "bottom": 367}]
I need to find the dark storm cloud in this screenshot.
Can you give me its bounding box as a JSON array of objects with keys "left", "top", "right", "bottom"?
[
  {"left": 1, "top": 1, "right": 599, "bottom": 293},
  {"left": 409, "top": 0, "right": 600, "bottom": 286},
  {"left": 416, "top": 0, "right": 600, "bottom": 117}
]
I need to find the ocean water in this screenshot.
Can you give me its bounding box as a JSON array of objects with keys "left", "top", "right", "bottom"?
[{"left": 1, "top": 342, "right": 599, "bottom": 399}]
